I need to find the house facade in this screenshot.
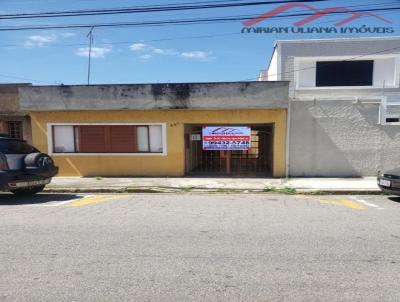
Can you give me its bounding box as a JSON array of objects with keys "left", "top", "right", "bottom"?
[
  {"left": 0, "top": 83, "right": 32, "bottom": 143},
  {"left": 262, "top": 36, "right": 400, "bottom": 177},
  {"left": 19, "top": 81, "right": 289, "bottom": 177}
]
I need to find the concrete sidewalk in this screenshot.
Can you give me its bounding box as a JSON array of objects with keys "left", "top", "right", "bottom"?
[{"left": 45, "top": 177, "right": 381, "bottom": 194}]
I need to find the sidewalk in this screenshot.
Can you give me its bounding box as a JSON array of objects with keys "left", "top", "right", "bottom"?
[{"left": 45, "top": 177, "right": 381, "bottom": 194}]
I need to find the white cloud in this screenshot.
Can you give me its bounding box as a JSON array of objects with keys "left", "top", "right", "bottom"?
[
  {"left": 24, "top": 32, "right": 75, "bottom": 47},
  {"left": 29, "top": 34, "right": 56, "bottom": 43},
  {"left": 129, "top": 42, "right": 213, "bottom": 61},
  {"left": 180, "top": 51, "right": 213, "bottom": 61},
  {"left": 130, "top": 43, "right": 148, "bottom": 51},
  {"left": 75, "top": 47, "right": 112, "bottom": 58},
  {"left": 24, "top": 34, "right": 57, "bottom": 47},
  {"left": 153, "top": 48, "right": 178, "bottom": 56},
  {"left": 61, "top": 32, "right": 76, "bottom": 38},
  {"left": 153, "top": 48, "right": 167, "bottom": 54},
  {"left": 139, "top": 54, "right": 153, "bottom": 59}
]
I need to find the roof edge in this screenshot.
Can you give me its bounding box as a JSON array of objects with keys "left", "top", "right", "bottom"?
[
  {"left": 19, "top": 80, "right": 289, "bottom": 89},
  {"left": 275, "top": 36, "right": 400, "bottom": 44}
]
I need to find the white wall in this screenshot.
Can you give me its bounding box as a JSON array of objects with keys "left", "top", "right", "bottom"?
[
  {"left": 373, "top": 57, "right": 398, "bottom": 88},
  {"left": 258, "top": 70, "right": 268, "bottom": 81},
  {"left": 296, "top": 60, "right": 316, "bottom": 88},
  {"left": 267, "top": 49, "right": 278, "bottom": 81},
  {"left": 289, "top": 100, "right": 400, "bottom": 176}
]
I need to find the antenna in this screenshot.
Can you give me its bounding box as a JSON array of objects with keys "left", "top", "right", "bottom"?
[{"left": 87, "top": 27, "right": 94, "bottom": 85}]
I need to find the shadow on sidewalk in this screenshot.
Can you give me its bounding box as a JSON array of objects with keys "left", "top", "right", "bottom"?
[
  {"left": 388, "top": 196, "right": 400, "bottom": 204},
  {"left": 0, "top": 193, "right": 82, "bottom": 206}
]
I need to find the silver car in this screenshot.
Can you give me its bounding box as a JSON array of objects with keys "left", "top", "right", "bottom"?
[{"left": 377, "top": 168, "right": 400, "bottom": 196}]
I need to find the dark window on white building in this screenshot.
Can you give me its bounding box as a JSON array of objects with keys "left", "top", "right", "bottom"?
[{"left": 316, "top": 60, "right": 374, "bottom": 87}]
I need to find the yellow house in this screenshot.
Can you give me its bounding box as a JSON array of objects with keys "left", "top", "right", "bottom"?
[{"left": 19, "top": 81, "right": 289, "bottom": 177}]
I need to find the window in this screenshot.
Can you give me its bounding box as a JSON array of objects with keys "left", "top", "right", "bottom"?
[
  {"left": 316, "top": 60, "right": 374, "bottom": 87},
  {"left": 7, "top": 121, "right": 23, "bottom": 139},
  {"left": 52, "top": 125, "right": 164, "bottom": 154},
  {"left": 53, "top": 125, "right": 75, "bottom": 153}
]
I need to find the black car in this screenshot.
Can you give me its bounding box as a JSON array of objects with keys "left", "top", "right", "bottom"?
[
  {"left": 377, "top": 168, "right": 400, "bottom": 196},
  {"left": 0, "top": 135, "right": 58, "bottom": 195}
]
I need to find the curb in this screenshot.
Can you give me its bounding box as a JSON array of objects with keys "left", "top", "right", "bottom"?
[
  {"left": 43, "top": 187, "right": 384, "bottom": 195},
  {"left": 295, "top": 189, "right": 383, "bottom": 195}
]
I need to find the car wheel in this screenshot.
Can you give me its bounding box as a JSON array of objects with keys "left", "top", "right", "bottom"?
[{"left": 11, "top": 185, "right": 45, "bottom": 196}]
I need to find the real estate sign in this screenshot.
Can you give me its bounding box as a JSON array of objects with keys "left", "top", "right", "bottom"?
[{"left": 202, "top": 126, "right": 251, "bottom": 151}]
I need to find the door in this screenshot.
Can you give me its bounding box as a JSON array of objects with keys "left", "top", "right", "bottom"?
[{"left": 185, "top": 125, "right": 273, "bottom": 177}]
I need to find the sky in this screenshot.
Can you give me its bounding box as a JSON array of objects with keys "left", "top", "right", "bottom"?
[{"left": 0, "top": 0, "right": 399, "bottom": 85}]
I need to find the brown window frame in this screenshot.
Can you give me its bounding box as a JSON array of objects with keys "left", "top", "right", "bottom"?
[{"left": 52, "top": 125, "right": 163, "bottom": 154}]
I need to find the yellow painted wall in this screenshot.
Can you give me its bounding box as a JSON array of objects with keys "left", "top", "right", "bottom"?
[{"left": 30, "top": 109, "right": 287, "bottom": 177}]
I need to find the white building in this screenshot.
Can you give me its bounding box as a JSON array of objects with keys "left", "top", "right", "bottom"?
[{"left": 262, "top": 36, "right": 400, "bottom": 177}]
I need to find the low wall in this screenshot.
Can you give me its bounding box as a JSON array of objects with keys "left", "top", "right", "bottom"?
[{"left": 289, "top": 100, "right": 400, "bottom": 177}]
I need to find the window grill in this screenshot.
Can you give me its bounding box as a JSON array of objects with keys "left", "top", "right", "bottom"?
[
  {"left": 7, "top": 121, "right": 23, "bottom": 139},
  {"left": 186, "top": 125, "right": 273, "bottom": 177}
]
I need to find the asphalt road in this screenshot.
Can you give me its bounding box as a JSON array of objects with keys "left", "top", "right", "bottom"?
[{"left": 0, "top": 193, "right": 399, "bottom": 302}]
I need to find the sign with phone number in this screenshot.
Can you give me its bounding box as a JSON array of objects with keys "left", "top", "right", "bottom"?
[{"left": 202, "top": 126, "right": 251, "bottom": 151}]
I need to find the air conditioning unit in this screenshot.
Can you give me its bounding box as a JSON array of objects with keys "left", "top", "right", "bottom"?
[{"left": 381, "top": 99, "right": 400, "bottom": 125}]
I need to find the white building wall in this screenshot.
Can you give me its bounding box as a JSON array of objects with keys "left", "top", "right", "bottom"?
[
  {"left": 267, "top": 48, "right": 279, "bottom": 81},
  {"left": 270, "top": 37, "right": 400, "bottom": 176},
  {"left": 373, "top": 57, "right": 399, "bottom": 88},
  {"left": 296, "top": 60, "right": 315, "bottom": 88}
]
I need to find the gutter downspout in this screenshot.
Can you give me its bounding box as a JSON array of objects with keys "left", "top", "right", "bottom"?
[{"left": 285, "top": 96, "right": 292, "bottom": 179}]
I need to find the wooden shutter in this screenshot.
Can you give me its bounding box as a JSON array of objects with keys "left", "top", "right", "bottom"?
[
  {"left": 78, "top": 126, "right": 107, "bottom": 153},
  {"left": 77, "top": 125, "right": 139, "bottom": 153},
  {"left": 109, "top": 126, "right": 137, "bottom": 152}
]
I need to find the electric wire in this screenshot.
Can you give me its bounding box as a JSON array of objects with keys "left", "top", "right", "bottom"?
[
  {"left": 0, "top": 0, "right": 328, "bottom": 20},
  {"left": 0, "top": 2, "right": 398, "bottom": 31}
]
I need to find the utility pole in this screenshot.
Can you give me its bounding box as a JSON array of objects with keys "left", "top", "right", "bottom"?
[{"left": 87, "top": 27, "right": 94, "bottom": 85}]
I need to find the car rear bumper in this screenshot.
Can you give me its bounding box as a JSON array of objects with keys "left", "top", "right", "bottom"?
[
  {"left": 0, "top": 166, "right": 58, "bottom": 191},
  {"left": 379, "top": 187, "right": 400, "bottom": 196},
  {"left": 377, "top": 176, "right": 400, "bottom": 196}
]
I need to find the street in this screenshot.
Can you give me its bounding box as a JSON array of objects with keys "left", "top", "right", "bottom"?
[{"left": 0, "top": 193, "right": 399, "bottom": 302}]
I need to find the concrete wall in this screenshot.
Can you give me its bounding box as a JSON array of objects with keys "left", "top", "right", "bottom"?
[
  {"left": 0, "top": 85, "right": 25, "bottom": 113},
  {"left": 31, "top": 109, "right": 287, "bottom": 177},
  {"left": 20, "top": 81, "right": 289, "bottom": 111},
  {"left": 289, "top": 100, "right": 400, "bottom": 177}
]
